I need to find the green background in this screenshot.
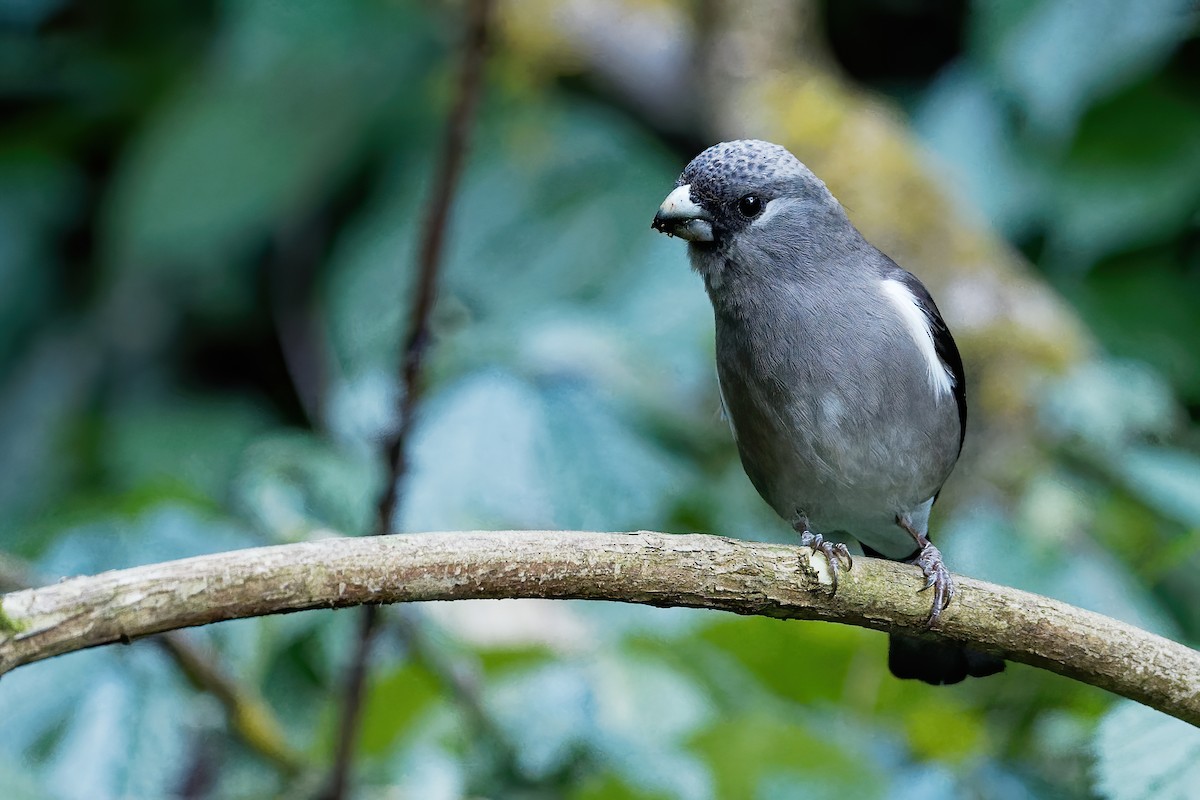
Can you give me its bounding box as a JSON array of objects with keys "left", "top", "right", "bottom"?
[{"left": 1, "top": 1, "right": 1198, "bottom": 798}]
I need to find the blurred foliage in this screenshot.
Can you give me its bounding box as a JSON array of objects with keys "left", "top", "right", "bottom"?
[{"left": 1, "top": 1, "right": 1199, "bottom": 798}]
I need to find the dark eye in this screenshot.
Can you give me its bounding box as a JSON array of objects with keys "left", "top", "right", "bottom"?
[{"left": 737, "top": 194, "right": 763, "bottom": 218}]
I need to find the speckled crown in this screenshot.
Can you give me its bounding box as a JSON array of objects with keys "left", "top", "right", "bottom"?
[{"left": 678, "top": 140, "right": 809, "bottom": 201}]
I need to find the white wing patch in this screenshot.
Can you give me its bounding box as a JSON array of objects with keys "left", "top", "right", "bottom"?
[
  {"left": 716, "top": 373, "right": 737, "bottom": 443},
  {"left": 880, "top": 278, "right": 955, "bottom": 399}
]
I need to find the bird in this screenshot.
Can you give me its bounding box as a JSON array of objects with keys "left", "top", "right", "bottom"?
[{"left": 651, "top": 139, "right": 1003, "bottom": 685}]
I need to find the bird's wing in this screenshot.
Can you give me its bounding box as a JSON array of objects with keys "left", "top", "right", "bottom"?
[
  {"left": 885, "top": 264, "right": 967, "bottom": 454},
  {"left": 715, "top": 371, "right": 737, "bottom": 443}
]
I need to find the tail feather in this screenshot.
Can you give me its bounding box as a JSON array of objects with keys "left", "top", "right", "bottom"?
[
  {"left": 856, "top": 542, "right": 1005, "bottom": 685},
  {"left": 888, "top": 634, "right": 1005, "bottom": 685}
]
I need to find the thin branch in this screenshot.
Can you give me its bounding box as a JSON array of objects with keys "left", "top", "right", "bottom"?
[
  {"left": 388, "top": 610, "right": 553, "bottom": 790},
  {"left": 157, "top": 635, "right": 305, "bottom": 776},
  {"left": 327, "top": 1, "right": 494, "bottom": 796},
  {"left": 391, "top": 610, "right": 512, "bottom": 753},
  {"left": 326, "top": 603, "right": 381, "bottom": 800},
  {"left": 375, "top": 0, "right": 493, "bottom": 541},
  {"left": 0, "top": 550, "right": 305, "bottom": 775},
  {"left": 1, "top": 531, "right": 1197, "bottom": 727}
]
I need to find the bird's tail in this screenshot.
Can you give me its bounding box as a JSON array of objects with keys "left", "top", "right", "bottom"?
[
  {"left": 856, "top": 542, "right": 1005, "bottom": 684},
  {"left": 887, "top": 634, "right": 1005, "bottom": 685}
]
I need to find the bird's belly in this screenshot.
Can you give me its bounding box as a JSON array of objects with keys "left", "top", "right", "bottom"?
[{"left": 724, "top": 374, "right": 956, "bottom": 556}]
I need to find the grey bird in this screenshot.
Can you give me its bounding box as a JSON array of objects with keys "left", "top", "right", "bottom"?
[{"left": 651, "top": 140, "right": 1004, "bottom": 685}]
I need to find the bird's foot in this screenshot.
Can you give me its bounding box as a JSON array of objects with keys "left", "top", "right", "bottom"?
[
  {"left": 798, "top": 530, "right": 853, "bottom": 591},
  {"left": 910, "top": 542, "right": 955, "bottom": 627}
]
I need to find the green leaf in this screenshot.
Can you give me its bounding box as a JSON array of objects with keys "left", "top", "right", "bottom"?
[
  {"left": 102, "top": 396, "right": 272, "bottom": 502},
  {"left": 976, "top": 0, "right": 1194, "bottom": 137},
  {"left": 102, "top": 0, "right": 426, "bottom": 309},
  {"left": 234, "top": 432, "right": 380, "bottom": 539},
  {"left": 0, "top": 153, "right": 77, "bottom": 362},
  {"left": 385, "top": 743, "right": 466, "bottom": 800},
  {"left": 1038, "top": 359, "right": 1179, "bottom": 452},
  {"left": 1048, "top": 80, "right": 1200, "bottom": 266},
  {"left": 38, "top": 504, "right": 256, "bottom": 576},
  {"left": 538, "top": 381, "right": 686, "bottom": 531},
  {"left": 488, "top": 656, "right": 714, "bottom": 797},
  {"left": 1115, "top": 446, "right": 1200, "bottom": 529},
  {"left": 0, "top": 757, "right": 50, "bottom": 800},
  {"left": 0, "top": 333, "right": 99, "bottom": 551},
  {"left": 324, "top": 99, "right": 682, "bottom": 381},
  {"left": 0, "top": 649, "right": 192, "bottom": 800},
  {"left": 941, "top": 505, "right": 1175, "bottom": 636},
  {"left": 572, "top": 772, "right": 665, "bottom": 800},
  {"left": 399, "top": 371, "right": 686, "bottom": 532},
  {"left": 700, "top": 615, "right": 875, "bottom": 707},
  {"left": 0, "top": 644, "right": 97, "bottom": 757},
  {"left": 693, "top": 713, "right": 884, "bottom": 800},
  {"left": 1065, "top": 257, "right": 1200, "bottom": 403},
  {"left": 46, "top": 666, "right": 189, "bottom": 799},
  {"left": 322, "top": 159, "right": 420, "bottom": 378},
  {"left": 357, "top": 662, "right": 441, "bottom": 757},
  {"left": 1093, "top": 701, "right": 1200, "bottom": 800},
  {"left": 399, "top": 371, "right": 555, "bottom": 532},
  {"left": 491, "top": 661, "right": 598, "bottom": 780},
  {"left": 914, "top": 65, "right": 1049, "bottom": 237}
]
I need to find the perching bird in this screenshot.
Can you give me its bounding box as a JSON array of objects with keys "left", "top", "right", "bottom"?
[{"left": 651, "top": 140, "right": 1003, "bottom": 685}]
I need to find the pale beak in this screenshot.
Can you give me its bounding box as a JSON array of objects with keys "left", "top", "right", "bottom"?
[{"left": 651, "top": 184, "right": 714, "bottom": 243}]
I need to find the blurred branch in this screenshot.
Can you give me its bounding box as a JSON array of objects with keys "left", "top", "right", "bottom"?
[
  {"left": 391, "top": 611, "right": 509, "bottom": 746},
  {"left": 157, "top": 635, "right": 306, "bottom": 777},
  {"left": 389, "top": 610, "right": 563, "bottom": 791},
  {"left": 327, "top": 0, "right": 495, "bottom": 796},
  {"left": 2, "top": 531, "right": 1197, "bottom": 727},
  {"left": 0, "top": 550, "right": 305, "bottom": 776},
  {"left": 375, "top": 0, "right": 491, "bottom": 536}
]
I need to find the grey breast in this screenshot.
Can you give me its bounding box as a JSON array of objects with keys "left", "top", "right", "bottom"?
[{"left": 712, "top": 270, "right": 960, "bottom": 539}]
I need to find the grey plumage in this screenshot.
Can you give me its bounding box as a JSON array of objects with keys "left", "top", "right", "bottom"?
[{"left": 652, "top": 140, "right": 1002, "bottom": 685}]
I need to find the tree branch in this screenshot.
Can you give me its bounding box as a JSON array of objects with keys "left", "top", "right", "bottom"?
[
  {"left": 327, "top": 1, "right": 494, "bottom": 795},
  {"left": 0, "top": 549, "right": 306, "bottom": 776},
  {"left": 1, "top": 531, "right": 1196, "bottom": 726},
  {"left": 387, "top": 609, "right": 553, "bottom": 790},
  {"left": 155, "top": 635, "right": 305, "bottom": 777}
]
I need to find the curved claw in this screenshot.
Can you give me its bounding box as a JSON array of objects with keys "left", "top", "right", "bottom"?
[
  {"left": 798, "top": 531, "right": 853, "bottom": 593},
  {"left": 912, "top": 542, "right": 955, "bottom": 626},
  {"left": 832, "top": 542, "right": 854, "bottom": 571}
]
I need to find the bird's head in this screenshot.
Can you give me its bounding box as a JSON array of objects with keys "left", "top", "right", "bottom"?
[{"left": 652, "top": 140, "right": 854, "bottom": 289}]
